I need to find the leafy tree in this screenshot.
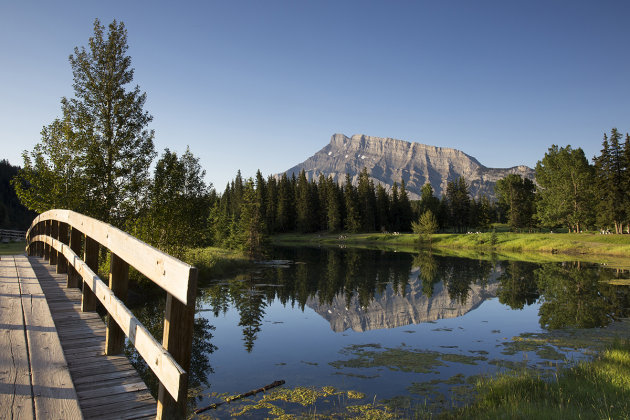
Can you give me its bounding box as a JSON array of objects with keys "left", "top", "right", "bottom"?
[
  {"left": 412, "top": 210, "right": 438, "bottom": 243},
  {"left": 495, "top": 174, "right": 536, "bottom": 231},
  {"left": 535, "top": 145, "right": 595, "bottom": 232},
  {"left": 131, "top": 147, "right": 211, "bottom": 256},
  {"left": 0, "top": 160, "right": 36, "bottom": 229},
  {"left": 13, "top": 119, "right": 83, "bottom": 214}
]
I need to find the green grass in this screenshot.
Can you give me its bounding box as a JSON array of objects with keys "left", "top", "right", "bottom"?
[
  {"left": 272, "top": 232, "right": 630, "bottom": 268},
  {"left": 444, "top": 340, "right": 630, "bottom": 420},
  {"left": 0, "top": 241, "right": 26, "bottom": 255},
  {"left": 182, "top": 247, "right": 254, "bottom": 281}
]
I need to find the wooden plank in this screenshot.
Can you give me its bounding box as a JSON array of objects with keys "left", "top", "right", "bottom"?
[
  {"left": 0, "top": 256, "right": 35, "bottom": 419},
  {"left": 81, "top": 395, "right": 155, "bottom": 417},
  {"left": 68, "top": 226, "right": 82, "bottom": 288},
  {"left": 106, "top": 253, "right": 129, "bottom": 355},
  {"left": 57, "top": 222, "right": 69, "bottom": 274},
  {"left": 78, "top": 390, "right": 154, "bottom": 409},
  {"left": 87, "top": 403, "right": 157, "bottom": 420},
  {"left": 82, "top": 236, "right": 98, "bottom": 312},
  {"left": 30, "top": 210, "right": 195, "bottom": 306},
  {"left": 14, "top": 255, "right": 83, "bottom": 419}
]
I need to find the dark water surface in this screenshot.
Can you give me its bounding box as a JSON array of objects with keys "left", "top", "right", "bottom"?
[{"left": 127, "top": 246, "right": 630, "bottom": 414}]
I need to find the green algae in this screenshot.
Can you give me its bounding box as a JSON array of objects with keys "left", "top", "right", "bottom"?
[{"left": 331, "top": 344, "right": 487, "bottom": 375}]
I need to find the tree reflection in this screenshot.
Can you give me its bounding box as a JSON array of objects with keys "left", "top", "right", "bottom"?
[
  {"left": 413, "top": 251, "right": 439, "bottom": 297},
  {"left": 536, "top": 262, "right": 630, "bottom": 329},
  {"left": 497, "top": 260, "right": 539, "bottom": 309}
]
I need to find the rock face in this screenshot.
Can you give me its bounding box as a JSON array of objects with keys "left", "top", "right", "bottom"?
[
  {"left": 284, "top": 134, "right": 535, "bottom": 200},
  {"left": 306, "top": 267, "right": 501, "bottom": 333}
]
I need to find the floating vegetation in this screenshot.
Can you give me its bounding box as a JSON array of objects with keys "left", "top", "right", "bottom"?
[
  {"left": 330, "top": 344, "right": 487, "bottom": 374},
  {"left": 432, "top": 327, "right": 454, "bottom": 332},
  {"left": 469, "top": 350, "right": 489, "bottom": 355},
  {"left": 501, "top": 340, "right": 565, "bottom": 360},
  {"left": 300, "top": 360, "right": 318, "bottom": 366},
  {"left": 222, "top": 385, "right": 395, "bottom": 418}
]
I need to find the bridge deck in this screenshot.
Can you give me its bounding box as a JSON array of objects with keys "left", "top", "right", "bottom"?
[{"left": 0, "top": 255, "right": 156, "bottom": 419}]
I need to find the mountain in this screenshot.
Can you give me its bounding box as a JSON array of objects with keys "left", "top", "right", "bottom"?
[{"left": 283, "top": 134, "right": 535, "bottom": 200}]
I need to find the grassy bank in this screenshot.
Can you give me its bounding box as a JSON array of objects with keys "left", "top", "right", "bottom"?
[
  {"left": 182, "top": 247, "right": 254, "bottom": 281},
  {"left": 0, "top": 241, "right": 26, "bottom": 255},
  {"left": 444, "top": 339, "right": 630, "bottom": 419},
  {"left": 272, "top": 232, "right": 630, "bottom": 267}
]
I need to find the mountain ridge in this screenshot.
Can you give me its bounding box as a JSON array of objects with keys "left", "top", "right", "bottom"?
[{"left": 283, "top": 134, "right": 534, "bottom": 200}]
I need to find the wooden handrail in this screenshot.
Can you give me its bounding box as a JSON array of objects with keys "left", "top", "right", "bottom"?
[
  {"left": 25, "top": 210, "right": 197, "bottom": 419},
  {"left": 27, "top": 210, "right": 196, "bottom": 305}
]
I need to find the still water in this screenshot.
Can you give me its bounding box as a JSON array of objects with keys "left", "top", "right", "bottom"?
[{"left": 128, "top": 246, "right": 630, "bottom": 414}]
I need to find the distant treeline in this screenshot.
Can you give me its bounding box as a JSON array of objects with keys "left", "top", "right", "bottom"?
[
  {"left": 0, "top": 160, "right": 36, "bottom": 230},
  {"left": 208, "top": 167, "right": 503, "bottom": 250}
]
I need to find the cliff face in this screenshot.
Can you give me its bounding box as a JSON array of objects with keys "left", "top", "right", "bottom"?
[
  {"left": 284, "top": 134, "right": 534, "bottom": 200},
  {"left": 306, "top": 267, "right": 501, "bottom": 333}
]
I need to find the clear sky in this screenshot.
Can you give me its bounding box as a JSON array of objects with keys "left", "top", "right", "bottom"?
[{"left": 1, "top": 1, "right": 629, "bottom": 190}]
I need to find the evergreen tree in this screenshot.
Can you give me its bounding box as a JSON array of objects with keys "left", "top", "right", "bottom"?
[
  {"left": 375, "top": 183, "right": 390, "bottom": 232},
  {"left": 357, "top": 168, "right": 376, "bottom": 231},
  {"left": 593, "top": 129, "right": 628, "bottom": 233},
  {"left": 446, "top": 177, "right": 471, "bottom": 232},
  {"left": 295, "top": 170, "right": 312, "bottom": 233},
  {"left": 398, "top": 180, "right": 413, "bottom": 231},
  {"left": 238, "top": 179, "right": 267, "bottom": 258},
  {"left": 343, "top": 174, "right": 361, "bottom": 232},
  {"left": 326, "top": 176, "right": 343, "bottom": 232}
]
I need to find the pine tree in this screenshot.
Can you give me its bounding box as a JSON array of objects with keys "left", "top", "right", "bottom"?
[{"left": 344, "top": 174, "right": 361, "bottom": 232}]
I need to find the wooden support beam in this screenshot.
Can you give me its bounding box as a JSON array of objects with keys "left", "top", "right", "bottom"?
[
  {"left": 68, "top": 227, "right": 82, "bottom": 288},
  {"left": 50, "top": 220, "right": 58, "bottom": 266},
  {"left": 82, "top": 235, "right": 99, "bottom": 312},
  {"left": 44, "top": 220, "right": 51, "bottom": 261},
  {"left": 157, "top": 269, "right": 198, "bottom": 420},
  {"left": 106, "top": 253, "right": 129, "bottom": 355},
  {"left": 57, "top": 222, "right": 69, "bottom": 274}
]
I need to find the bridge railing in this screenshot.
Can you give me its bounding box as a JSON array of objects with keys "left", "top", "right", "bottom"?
[{"left": 26, "top": 209, "right": 197, "bottom": 419}]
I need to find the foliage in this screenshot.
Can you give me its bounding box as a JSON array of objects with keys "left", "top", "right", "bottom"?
[
  {"left": 129, "top": 147, "right": 213, "bottom": 257},
  {"left": 412, "top": 210, "right": 439, "bottom": 243},
  {"left": 495, "top": 174, "right": 536, "bottom": 231},
  {"left": 593, "top": 128, "right": 630, "bottom": 233},
  {"left": 535, "top": 145, "right": 595, "bottom": 232},
  {"left": 0, "top": 160, "right": 36, "bottom": 229},
  {"left": 14, "top": 19, "right": 156, "bottom": 226}
]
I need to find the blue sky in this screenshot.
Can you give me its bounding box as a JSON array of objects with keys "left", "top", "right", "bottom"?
[{"left": 1, "top": 1, "right": 629, "bottom": 190}]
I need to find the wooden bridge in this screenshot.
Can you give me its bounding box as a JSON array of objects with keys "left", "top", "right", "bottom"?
[{"left": 1, "top": 210, "right": 198, "bottom": 419}]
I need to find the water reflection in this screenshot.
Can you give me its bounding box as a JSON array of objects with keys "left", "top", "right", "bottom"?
[
  {"left": 198, "top": 248, "right": 630, "bottom": 349},
  {"left": 536, "top": 262, "right": 630, "bottom": 329},
  {"left": 126, "top": 247, "right": 630, "bottom": 409}
]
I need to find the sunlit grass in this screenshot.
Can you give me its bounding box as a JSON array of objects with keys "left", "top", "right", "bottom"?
[
  {"left": 444, "top": 340, "right": 630, "bottom": 420},
  {"left": 182, "top": 247, "right": 253, "bottom": 281},
  {"left": 0, "top": 241, "right": 26, "bottom": 255}
]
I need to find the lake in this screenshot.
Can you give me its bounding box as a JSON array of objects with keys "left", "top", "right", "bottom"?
[{"left": 126, "top": 246, "right": 630, "bottom": 416}]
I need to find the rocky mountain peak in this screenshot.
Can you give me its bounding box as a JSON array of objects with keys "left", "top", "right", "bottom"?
[{"left": 284, "top": 133, "right": 534, "bottom": 200}]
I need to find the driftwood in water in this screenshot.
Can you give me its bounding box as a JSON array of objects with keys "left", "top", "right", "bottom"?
[{"left": 194, "top": 380, "right": 286, "bottom": 414}]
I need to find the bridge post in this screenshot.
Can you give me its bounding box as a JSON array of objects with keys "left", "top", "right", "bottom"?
[
  {"left": 67, "top": 227, "right": 82, "bottom": 288},
  {"left": 43, "top": 220, "right": 51, "bottom": 261},
  {"left": 82, "top": 235, "right": 99, "bottom": 312},
  {"left": 50, "top": 220, "right": 58, "bottom": 266},
  {"left": 156, "top": 268, "right": 198, "bottom": 420},
  {"left": 57, "top": 222, "right": 69, "bottom": 274},
  {"left": 105, "top": 253, "right": 129, "bottom": 355}
]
